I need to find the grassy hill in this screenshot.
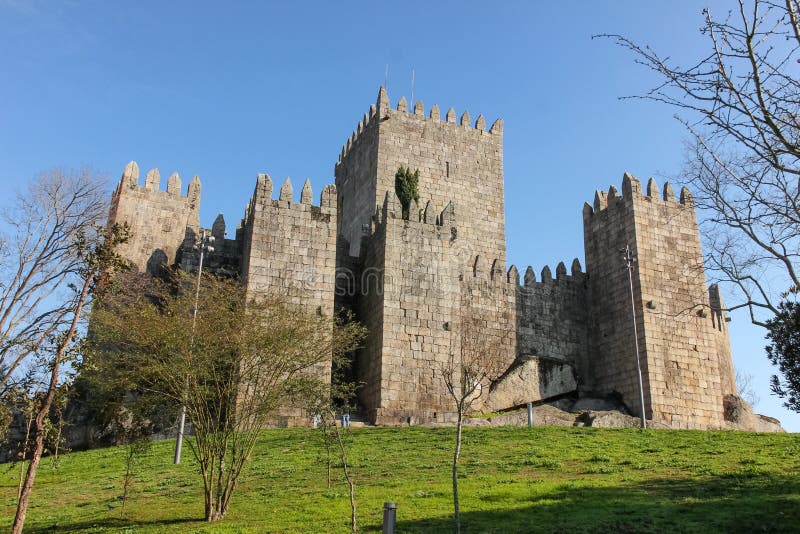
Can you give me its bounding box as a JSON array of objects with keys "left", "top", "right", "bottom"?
[{"left": 1, "top": 426, "right": 798, "bottom": 533}]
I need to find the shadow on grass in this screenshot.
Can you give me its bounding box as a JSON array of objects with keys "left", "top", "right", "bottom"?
[
  {"left": 25, "top": 516, "right": 199, "bottom": 533},
  {"left": 366, "top": 473, "right": 800, "bottom": 534},
  {"left": 20, "top": 472, "right": 800, "bottom": 533}
]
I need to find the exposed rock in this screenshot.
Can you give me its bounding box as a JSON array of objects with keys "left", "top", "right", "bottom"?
[
  {"left": 570, "top": 397, "right": 629, "bottom": 413},
  {"left": 723, "top": 394, "right": 784, "bottom": 432},
  {"left": 484, "top": 356, "right": 577, "bottom": 412}
]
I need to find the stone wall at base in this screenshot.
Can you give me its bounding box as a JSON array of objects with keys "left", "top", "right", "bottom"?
[{"left": 366, "top": 193, "right": 460, "bottom": 424}]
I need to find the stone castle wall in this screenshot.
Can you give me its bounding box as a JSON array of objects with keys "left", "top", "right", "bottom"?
[
  {"left": 459, "top": 258, "right": 518, "bottom": 413},
  {"left": 514, "top": 261, "right": 590, "bottom": 369},
  {"left": 105, "top": 87, "right": 745, "bottom": 431},
  {"left": 354, "top": 193, "right": 517, "bottom": 424},
  {"left": 108, "top": 161, "right": 200, "bottom": 273},
  {"left": 239, "top": 174, "right": 337, "bottom": 308},
  {"left": 583, "top": 173, "right": 737, "bottom": 428},
  {"left": 365, "top": 193, "right": 460, "bottom": 424},
  {"left": 237, "top": 173, "right": 338, "bottom": 394}
]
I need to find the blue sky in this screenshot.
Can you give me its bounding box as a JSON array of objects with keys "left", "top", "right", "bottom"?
[{"left": 1, "top": 0, "right": 797, "bottom": 431}]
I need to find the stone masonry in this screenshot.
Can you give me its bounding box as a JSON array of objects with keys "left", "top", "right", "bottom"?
[
  {"left": 583, "top": 174, "right": 737, "bottom": 428},
  {"left": 106, "top": 86, "right": 743, "bottom": 430}
]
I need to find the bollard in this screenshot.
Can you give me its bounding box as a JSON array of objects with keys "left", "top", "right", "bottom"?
[
  {"left": 382, "top": 502, "right": 397, "bottom": 534},
  {"left": 527, "top": 402, "right": 533, "bottom": 427}
]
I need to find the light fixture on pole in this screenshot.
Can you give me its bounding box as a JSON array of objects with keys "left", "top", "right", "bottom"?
[
  {"left": 623, "top": 244, "right": 647, "bottom": 429},
  {"left": 174, "top": 229, "right": 215, "bottom": 464}
]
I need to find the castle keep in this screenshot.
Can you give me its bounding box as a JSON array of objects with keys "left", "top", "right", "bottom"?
[{"left": 108, "top": 87, "right": 739, "bottom": 430}]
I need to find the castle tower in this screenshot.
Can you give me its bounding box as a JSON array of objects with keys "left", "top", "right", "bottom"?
[
  {"left": 335, "top": 89, "right": 515, "bottom": 424},
  {"left": 108, "top": 161, "right": 201, "bottom": 273},
  {"left": 335, "top": 87, "right": 506, "bottom": 264},
  {"left": 582, "top": 173, "right": 737, "bottom": 429},
  {"left": 238, "top": 174, "right": 338, "bottom": 397}
]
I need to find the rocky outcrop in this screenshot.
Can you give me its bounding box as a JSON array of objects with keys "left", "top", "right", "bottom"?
[
  {"left": 484, "top": 356, "right": 577, "bottom": 412},
  {"left": 722, "top": 394, "right": 784, "bottom": 432}
]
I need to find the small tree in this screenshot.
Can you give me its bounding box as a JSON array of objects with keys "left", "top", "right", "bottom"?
[
  {"left": 395, "top": 166, "right": 420, "bottom": 219},
  {"left": 311, "top": 396, "right": 358, "bottom": 533},
  {"left": 442, "top": 310, "right": 508, "bottom": 534},
  {"left": 735, "top": 370, "right": 761, "bottom": 408},
  {"left": 766, "top": 288, "right": 800, "bottom": 411},
  {"left": 307, "top": 354, "right": 363, "bottom": 533},
  {"left": 88, "top": 272, "right": 365, "bottom": 522}
]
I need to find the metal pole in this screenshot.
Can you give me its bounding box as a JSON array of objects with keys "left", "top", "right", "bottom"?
[
  {"left": 175, "top": 230, "right": 212, "bottom": 464},
  {"left": 526, "top": 402, "right": 533, "bottom": 427},
  {"left": 382, "top": 502, "right": 397, "bottom": 534},
  {"left": 624, "top": 244, "right": 647, "bottom": 429}
]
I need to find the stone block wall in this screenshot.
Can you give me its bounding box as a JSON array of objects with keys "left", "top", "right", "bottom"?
[
  {"left": 351, "top": 190, "right": 517, "bottom": 424},
  {"left": 180, "top": 214, "right": 242, "bottom": 277},
  {"left": 349, "top": 224, "right": 387, "bottom": 420},
  {"left": 108, "top": 161, "right": 201, "bottom": 273},
  {"left": 514, "top": 260, "right": 590, "bottom": 370},
  {"left": 238, "top": 174, "right": 338, "bottom": 389},
  {"left": 367, "top": 193, "right": 461, "bottom": 424},
  {"left": 335, "top": 104, "right": 380, "bottom": 257},
  {"left": 583, "top": 173, "right": 737, "bottom": 428},
  {"left": 336, "top": 87, "right": 506, "bottom": 264},
  {"left": 459, "top": 258, "right": 518, "bottom": 414}
]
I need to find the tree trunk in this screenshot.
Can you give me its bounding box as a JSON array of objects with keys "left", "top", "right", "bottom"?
[
  {"left": 453, "top": 406, "right": 463, "bottom": 534},
  {"left": 13, "top": 276, "right": 92, "bottom": 534},
  {"left": 325, "top": 431, "right": 332, "bottom": 488},
  {"left": 333, "top": 421, "right": 357, "bottom": 534},
  {"left": 17, "top": 405, "right": 34, "bottom": 499}
]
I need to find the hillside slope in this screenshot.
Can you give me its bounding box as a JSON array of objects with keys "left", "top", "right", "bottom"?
[{"left": 1, "top": 426, "right": 798, "bottom": 533}]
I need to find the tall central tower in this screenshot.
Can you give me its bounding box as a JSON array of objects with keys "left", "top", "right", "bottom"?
[
  {"left": 335, "top": 88, "right": 516, "bottom": 424},
  {"left": 335, "top": 87, "right": 506, "bottom": 262}
]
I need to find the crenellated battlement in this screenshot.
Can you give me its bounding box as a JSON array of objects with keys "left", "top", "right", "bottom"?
[
  {"left": 108, "top": 161, "right": 201, "bottom": 273},
  {"left": 242, "top": 174, "right": 336, "bottom": 228},
  {"left": 376, "top": 190, "right": 457, "bottom": 229},
  {"left": 582, "top": 172, "right": 695, "bottom": 219},
  {"left": 336, "top": 86, "right": 503, "bottom": 167},
  {"left": 465, "top": 255, "right": 513, "bottom": 286},
  {"left": 509, "top": 258, "right": 586, "bottom": 289},
  {"left": 113, "top": 160, "right": 201, "bottom": 202}
]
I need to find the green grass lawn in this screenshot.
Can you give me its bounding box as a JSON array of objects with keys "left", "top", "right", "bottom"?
[{"left": 1, "top": 426, "right": 798, "bottom": 533}]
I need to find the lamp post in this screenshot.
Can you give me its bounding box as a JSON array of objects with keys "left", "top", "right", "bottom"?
[
  {"left": 623, "top": 244, "right": 647, "bottom": 429},
  {"left": 174, "top": 229, "right": 215, "bottom": 464}
]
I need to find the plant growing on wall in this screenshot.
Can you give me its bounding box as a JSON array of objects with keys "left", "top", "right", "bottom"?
[{"left": 394, "top": 166, "right": 420, "bottom": 219}]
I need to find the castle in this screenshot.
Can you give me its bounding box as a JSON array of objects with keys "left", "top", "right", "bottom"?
[{"left": 108, "top": 87, "right": 740, "bottom": 430}]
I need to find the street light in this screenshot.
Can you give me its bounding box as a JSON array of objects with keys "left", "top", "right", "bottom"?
[
  {"left": 623, "top": 244, "right": 647, "bottom": 429},
  {"left": 174, "top": 229, "right": 215, "bottom": 464}
]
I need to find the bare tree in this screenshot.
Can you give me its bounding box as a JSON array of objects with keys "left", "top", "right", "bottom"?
[
  {"left": 736, "top": 369, "right": 761, "bottom": 407},
  {"left": 0, "top": 169, "right": 108, "bottom": 390},
  {"left": 12, "top": 221, "right": 130, "bottom": 533},
  {"left": 88, "top": 272, "right": 365, "bottom": 522},
  {"left": 308, "top": 369, "right": 362, "bottom": 533},
  {"left": 312, "top": 400, "right": 358, "bottom": 533},
  {"left": 598, "top": 1, "right": 800, "bottom": 326},
  {"left": 442, "top": 310, "right": 509, "bottom": 534}
]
